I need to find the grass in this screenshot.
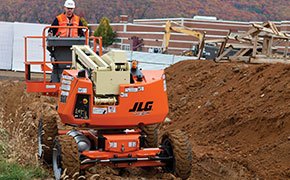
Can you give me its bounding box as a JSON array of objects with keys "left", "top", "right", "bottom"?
[
  {"left": 0, "top": 129, "right": 9, "bottom": 159},
  {"left": 0, "top": 130, "right": 48, "bottom": 180},
  {"left": 0, "top": 158, "right": 48, "bottom": 180},
  {"left": 0, "top": 89, "right": 51, "bottom": 179}
]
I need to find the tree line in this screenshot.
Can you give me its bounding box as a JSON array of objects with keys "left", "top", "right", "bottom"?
[{"left": 0, "top": 0, "right": 288, "bottom": 24}]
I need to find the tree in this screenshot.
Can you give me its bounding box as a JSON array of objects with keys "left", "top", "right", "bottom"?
[
  {"left": 94, "top": 17, "right": 116, "bottom": 47},
  {"left": 78, "top": 10, "right": 88, "bottom": 27},
  {"left": 80, "top": 17, "right": 88, "bottom": 27}
]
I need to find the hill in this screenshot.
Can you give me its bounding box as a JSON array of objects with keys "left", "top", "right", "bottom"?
[{"left": 0, "top": 0, "right": 289, "bottom": 24}]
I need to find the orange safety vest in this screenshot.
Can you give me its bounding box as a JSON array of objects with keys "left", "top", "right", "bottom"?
[{"left": 56, "top": 13, "right": 80, "bottom": 37}]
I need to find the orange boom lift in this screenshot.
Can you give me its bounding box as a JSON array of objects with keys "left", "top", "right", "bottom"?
[{"left": 25, "top": 26, "right": 193, "bottom": 179}]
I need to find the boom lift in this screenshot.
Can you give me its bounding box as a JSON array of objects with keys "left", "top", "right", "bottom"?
[
  {"left": 162, "top": 20, "right": 205, "bottom": 59},
  {"left": 25, "top": 26, "right": 193, "bottom": 179}
]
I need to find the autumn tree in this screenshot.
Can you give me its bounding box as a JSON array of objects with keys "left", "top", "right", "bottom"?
[
  {"left": 94, "top": 17, "right": 116, "bottom": 47},
  {"left": 78, "top": 10, "right": 89, "bottom": 27},
  {"left": 80, "top": 17, "right": 88, "bottom": 27}
]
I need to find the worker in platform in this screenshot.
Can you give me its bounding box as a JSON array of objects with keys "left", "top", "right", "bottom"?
[
  {"left": 48, "top": 0, "right": 84, "bottom": 37},
  {"left": 48, "top": 0, "right": 86, "bottom": 82}
]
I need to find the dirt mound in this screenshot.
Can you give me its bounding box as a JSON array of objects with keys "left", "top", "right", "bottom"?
[
  {"left": 0, "top": 60, "right": 289, "bottom": 179},
  {"left": 165, "top": 60, "right": 290, "bottom": 179}
]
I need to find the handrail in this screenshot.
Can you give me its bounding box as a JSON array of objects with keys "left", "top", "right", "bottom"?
[
  {"left": 24, "top": 26, "right": 103, "bottom": 92},
  {"left": 41, "top": 26, "right": 89, "bottom": 82},
  {"left": 89, "top": 36, "right": 103, "bottom": 56}
]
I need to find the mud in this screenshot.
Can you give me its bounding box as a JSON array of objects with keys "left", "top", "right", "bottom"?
[{"left": 0, "top": 60, "right": 289, "bottom": 179}]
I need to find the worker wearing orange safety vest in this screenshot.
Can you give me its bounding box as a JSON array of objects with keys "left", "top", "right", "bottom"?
[{"left": 48, "top": 0, "right": 84, "bottom": 37}]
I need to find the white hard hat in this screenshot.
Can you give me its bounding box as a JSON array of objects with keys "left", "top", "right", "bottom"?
[{"left": 64, "top": 0, "right": 75, "bottom": 8}]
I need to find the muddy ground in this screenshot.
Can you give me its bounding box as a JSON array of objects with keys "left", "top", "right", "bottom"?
[{"left": 0, "top": 60, "right": 289, "bottom": 179}]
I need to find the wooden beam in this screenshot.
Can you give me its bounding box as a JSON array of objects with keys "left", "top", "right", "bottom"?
[
  {"left": 252, "top": 34, "right": 258, "bottom": 58},
  {"left": 231, "top": 48, "right": 251, "bottom": 61},
  {"left": 197, "top": 33, "right": 205, "bottom": 59},
  {"left": 250, "top": 58, "right": 290, "bottom": 64},
  {"left": 284, "top": 39, "right": 289, "bottom": 58},
  {"left": 217, "top": 40, "right": 226, "bottom": 57},
  {"left": 267, "top": 37, "right": 273, "bottom": 56},
  {"left": 215, "top": 46, "right": 233, "bottom": 62},
  {"left": 205, "top": 39, "right": 226, "bottom": 43},
  {"left": 237, "top": 56, "right": 251, "bottom": 63},
  {"left": 262, "top": 37, "right": 269, "bottom": 54},
  {"left": 217, "top": 32, "right": 231, "bottom": 57},
  {"left": 238, "top": 26, "right": 258, "bottom": 39}
]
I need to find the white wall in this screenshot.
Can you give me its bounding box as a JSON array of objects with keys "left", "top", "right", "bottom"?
[
  {"left": 12, "top": 22, "right": 49, "bottom": 72},
  {"left": 0, "top": 22, "right": 14, "bottom": 70}
]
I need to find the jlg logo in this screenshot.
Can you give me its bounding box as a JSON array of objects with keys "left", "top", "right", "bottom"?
[{"left": 129, "top": 101, "right": 153, "bottom": 112}]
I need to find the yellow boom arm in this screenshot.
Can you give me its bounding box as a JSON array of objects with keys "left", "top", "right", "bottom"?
[{"left": 162, "top": 21, "right": 205, "bottom": 59}]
